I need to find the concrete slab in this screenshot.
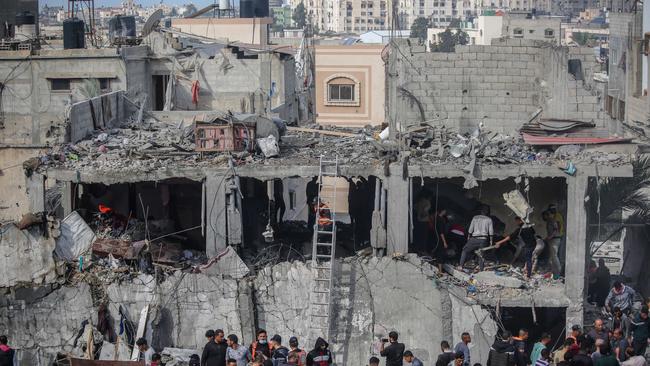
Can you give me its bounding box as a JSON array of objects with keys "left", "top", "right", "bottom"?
[{"left": 199, "top": 246, "right": 250, "bottom": 279}]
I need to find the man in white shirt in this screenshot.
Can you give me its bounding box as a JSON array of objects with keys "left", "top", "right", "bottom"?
[
  {"left": 459, "top": 205, "right": 493, "bottom": 270},
  {"left": 136, "top": 337, "right": 155, "bottom": 366}
]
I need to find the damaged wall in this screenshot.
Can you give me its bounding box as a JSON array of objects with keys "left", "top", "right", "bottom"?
[
  {"left": 0, "top": 283, "right": 95, "bottom": 365},
  {"left": 0, "top": 224, "right": 60, "bottom": 288},
  {"left": 253, "top": 255, "right": 456, "bottom": 366},
  {"left": 387, "top": 38, "right": 603, "bottom": 133},
  {"left": 69, "top": 91, "right": 138, "bottom": 143},
  {"left": 105, "top": 272, "right": 254, "bottom": 352}
]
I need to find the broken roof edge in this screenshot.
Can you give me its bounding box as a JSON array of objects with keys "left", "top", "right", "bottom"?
[
  {"left": 445, "top": 282, "right": 571, "bottom": 308},
  {"left": 43, "top": 160, "right": 633, "bottom": 185}
]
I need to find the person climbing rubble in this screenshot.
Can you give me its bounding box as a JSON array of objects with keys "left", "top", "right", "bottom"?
[{"left": 605, "top": 281, "right": 636, "bottom": 315}]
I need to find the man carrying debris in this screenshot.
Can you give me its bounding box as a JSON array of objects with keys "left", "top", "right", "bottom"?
[
  {"left": 459, "top": 206, "right": 493, "bottom": 271},
  {"left": 0, "top": 335, "right": 14, "bottom": 366},
  {"left": 494, "top": 217, "right": 536, "bottom": 277}
]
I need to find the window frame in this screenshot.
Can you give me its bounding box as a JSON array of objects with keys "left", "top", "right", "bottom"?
[
  {"left": 544, "top": 28, "right": 555, "bottom": 38},
  {"left": 50, "top": 78, "right": 71, "bottom": 92},
  {"left": 324, "top": 74, "right": 360, "bottom": 106}
]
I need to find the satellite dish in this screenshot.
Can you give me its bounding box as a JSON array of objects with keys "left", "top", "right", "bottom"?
[{"left": 142, "top": 9, "right": 164, "bottom": 37}]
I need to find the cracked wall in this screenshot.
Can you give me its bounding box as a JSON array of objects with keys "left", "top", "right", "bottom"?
[
  {"left": 0, "top": 254, "right": 501, "bottom": 366},
  {"left": 0, "top": 283, "right": 95, "bottom": 365},
  {"left": 253, "top": 255, "right": 462, "bottom": 366}
]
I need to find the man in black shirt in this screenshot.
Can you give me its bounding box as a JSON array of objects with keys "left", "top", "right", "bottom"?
[
  {"left": 380, "top": 331, "right": 405, "bottom": 366},
  {"left": 436, "top": 341, "right": 456, "bottom": 366},
  {"left": 495, "top": 217, "right": 536, "bottom": 277},
  {"left": 202, "top": 329, "right": 229, "bottom": 366}
]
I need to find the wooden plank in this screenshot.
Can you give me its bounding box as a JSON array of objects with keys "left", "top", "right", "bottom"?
[
  {"left": 286, "top": 126, "right": 357, "bottom": 137},
  {"left": 130, "top": 305, "right": 149, "bottom": 361},
  {"left": 71, "top": 359, "right": 143, "bottom": 366}
]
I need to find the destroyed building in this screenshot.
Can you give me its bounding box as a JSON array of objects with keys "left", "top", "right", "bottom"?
[{"left": 0, "top": 10, "right": 646, "bottom": 366}]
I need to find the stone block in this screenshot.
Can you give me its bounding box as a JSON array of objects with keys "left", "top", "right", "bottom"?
[{"left": 462, "top": 52, "right": 477, "bottom": 60}]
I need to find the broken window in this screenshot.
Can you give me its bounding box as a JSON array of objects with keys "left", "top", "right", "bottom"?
[
  {"left": 98, "top": 78, "right": 111, "bottom": 91},
  {"left": 50, "top": 78, "right": 71, "bottom": 91},
  {"left": 544, "top": 28, "right": 554, "bottom": 38}
]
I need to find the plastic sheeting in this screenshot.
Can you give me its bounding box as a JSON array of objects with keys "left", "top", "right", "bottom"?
[{"left": 55, "top": 211, "right": 96, "bottom": 261}]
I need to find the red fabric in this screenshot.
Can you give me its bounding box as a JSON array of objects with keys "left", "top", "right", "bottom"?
[
  {"left": 0, "top": 345, "right": 10, "bottom": 352},
  {"left": 191, "top": 80, "right": 200, "bottom": 106},
  {"left": 98, "top": 204, "right": 112, "bottom": 214}
]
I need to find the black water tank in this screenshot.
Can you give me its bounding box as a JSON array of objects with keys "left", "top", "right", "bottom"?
[
  {"left": 254, "top": 0, "right": 269, "bottom": 17},
  {"left": 63, "top": 18, "right": 85, "bottom": 49},
  {"left": 240, "top": 0, "right": 255, "bottom": 18},
  {"left": 108, "top": 15, "right": 136, "bottom": 40},
  {"left": 15, "top": 11, "right": 36, "bottom": 26}
]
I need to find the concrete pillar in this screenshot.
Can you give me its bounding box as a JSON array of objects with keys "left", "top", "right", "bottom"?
[
  {"left": 205, "top": 173, "right": 228, "bottom": 257},
  {"left": 564, "top": 175, "right": 588, "bottom": 330},
  {"left": 61, "top": 181, "right": 73, "bottom": 217},
  {"left": 26, "top": 173, "right": 45, "bottom": 213},
  {"left": 386, "top": 168, "right": 409, "bottom": 255},
  {"left": 226, "top": 177, "right": 243, "bottom": 247}
]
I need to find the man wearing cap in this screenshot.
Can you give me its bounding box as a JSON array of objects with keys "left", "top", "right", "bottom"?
[
  {"left": 270, "top": 334, "right": 290, "bottom": 366},
  {"left": 404, "top": 350, "right": 424, "bottom": 366},
  {"left": 288, "top": 337, "right": 306, "bottom": 366}
]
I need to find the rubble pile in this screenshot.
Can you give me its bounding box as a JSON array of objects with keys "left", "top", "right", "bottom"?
[{"left": 34, "top": 115, "right": 630, "bottom": 177}]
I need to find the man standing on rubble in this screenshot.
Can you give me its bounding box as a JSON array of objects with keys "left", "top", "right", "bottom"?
[
  {"left": 543, "top": 210, "right": 562, "bottom": 277},
  {"left": 0, "top": 336, "right": 14, "bottom": 366},
  {"left": 459, "top": 206, "right": 493, "bottom": 271}
]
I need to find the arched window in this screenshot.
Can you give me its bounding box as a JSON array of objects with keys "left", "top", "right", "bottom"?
[{"left": 324, "top": 74, "right": 360, "bottom": 106}]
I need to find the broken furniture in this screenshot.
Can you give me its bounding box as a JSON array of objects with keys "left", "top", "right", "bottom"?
[{"left": 195, "top": 117, "right": 256, "bottom": 152}]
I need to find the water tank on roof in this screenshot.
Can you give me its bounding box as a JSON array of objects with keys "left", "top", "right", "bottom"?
[
  {"left": 254, "top": 0, "right": 269, "bottom": 17},
  {"left": 219, "top": 0, "right": 231, "bottom": 10},
  {"left": 108, "top": 15, "right": 136, "bottom": 44},
  {"left": 63, "top": 18, "right": 85, "bottom": 49},
  {"left": 240, "top": 0, "right": 255, "bottom": 18},
  {"left": 14, "top": 11, "right": 36, "bottom": 39}
]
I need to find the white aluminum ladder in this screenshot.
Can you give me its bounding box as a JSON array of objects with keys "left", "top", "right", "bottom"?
[{"left": 310, "top": 155, "right": 339, "bottom": 339}]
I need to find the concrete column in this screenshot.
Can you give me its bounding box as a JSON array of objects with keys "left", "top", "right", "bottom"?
[
  {"left": 205, "top": 173, "right": 228, "bottom": 257},
  {"left": 386, "top": 168, "right": 409, "bottom": 255},
  {"left": 564, "top": 175, "right": 588, "bottom": 330},
  {"left": 26, "top": 174, "right": 45, "bottom": 213},
  {"left": 61, "top": 181, "right": 73, "bottom": 217}
]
